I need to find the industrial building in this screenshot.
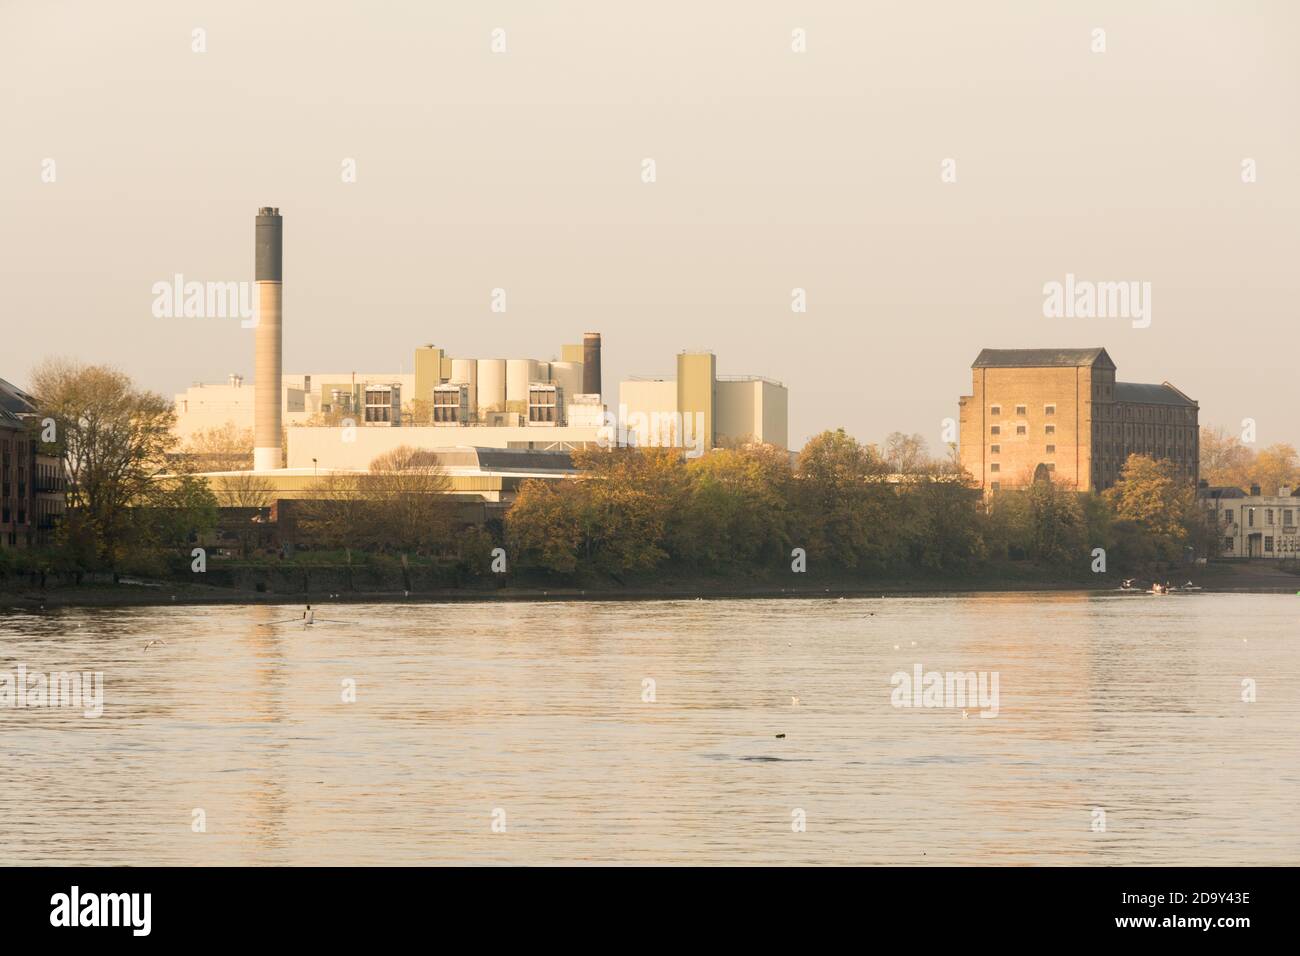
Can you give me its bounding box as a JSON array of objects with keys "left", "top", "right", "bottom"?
[
  {"left": 173, "top": 208, "right": 790, "bottom": 480},
  {"left": 618, "top": 351, "right": 788, "bottom": 451},
  {"left": 958, "top": 348, "right": 1199, "bottom": 493}
]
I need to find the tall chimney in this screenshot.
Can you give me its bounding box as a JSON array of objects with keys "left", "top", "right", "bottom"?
[
  {"left": 253, "top": 207, "right": 283, "bottom": 471},
  {"left": 582, "top": 332, "right": 602, "bottom": 398}
]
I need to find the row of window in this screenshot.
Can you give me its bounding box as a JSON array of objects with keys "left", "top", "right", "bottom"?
[
  {"left": 1224, "top": 536, "right": 1299, "bottom": 553},
  {"left": 990, "top": 444, "right": 1055, "bottom": 455},
  {"left": 989, "top": 403, "right": 1195, "bottom": 424},
  {"left": 989, "top": 462, "right": 1055, "bottom": 474},
  {"left": 990, "top": 404, "right": 1055, "bottom": 417},
  {"left": 1216, "top": 507, "right": 1297, "bottom": 528},
  {"left": 991, "top": 424, "right": 1056, "bottom": 436}
]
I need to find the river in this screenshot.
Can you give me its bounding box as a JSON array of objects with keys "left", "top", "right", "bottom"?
[{"left": 1, "top": 592, "right": 1296, "bottom": 865}]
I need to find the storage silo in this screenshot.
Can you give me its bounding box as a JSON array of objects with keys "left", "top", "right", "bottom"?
[
  {"left": 450, "top": 358, "right": 478, "bottom": 415},
  {"left": 477, "top": 359, "right": 507, "bottom": 414},
  {"left": 506, "top": 359, "right": 538, "bottom": 404}
]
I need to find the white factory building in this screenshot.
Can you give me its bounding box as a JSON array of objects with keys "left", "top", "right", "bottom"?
[{"left": 175, "top": 209, "right": 788, "bottom": 472}]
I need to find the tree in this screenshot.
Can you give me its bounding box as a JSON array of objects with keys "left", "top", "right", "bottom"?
[
  {"left": 794, "top": 429, "right": 898, "bottom": 571},
  {"left": 984, "top": 479, "right": 1086, "bottom": 567},
  {"left": 674, "top": 444, "right": 793, "bottom": 569},
  {"left": 883, "top": 432, "right": 931, "bottom": 475},
  {"left": 1199, "top": 426, "right": 1253, "bottom": 489},
  {"left": 1199, "top": 429, "right": 1300, "bottom": 495},
  {"left": 30, "top": 359, "right": 185, "bottom": 565},
  {"left": 506, "top": 478, "right": 585, "bottom": 574},
  {"left": 1250, "top": 443, "right": 1300, "bottom": 496},
  {"left": 902, "top": 478, "right": 986, "bottom": 572},
  {"left": 181, "top": 422, "right": 254, "bottom": 472},
  {"left": 296, "top": 471, "right": 370, "bottom": 557},
  {"left": 1105, "top": 454, "right": 1192, "bottom": 560},
  {"left": 365, "top": 446, "right": 455, "bottom": 555}
]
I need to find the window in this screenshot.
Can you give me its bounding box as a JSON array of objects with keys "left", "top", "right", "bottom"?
[
  {"left": 991, "top": 426, "right": 1000, "bottom": 436},
  {"left": 1015, "top": 405, "right": 1027, "bottom": 416},
  {"left": 1286, "top": 510, "right": 1295, "bottom": 527},
  {"left": 1046, "top": 444, "right": 1055, "bottom": 454},
  {"left": 1248, "top": 508, "right": 1255, "bottom": 527},
  {"left": 990, "top": 482, "right": 1000, "bottom": 492},
  {"left": 990, "top": 444, "right": 1000, "bottom": 454},
  {"left": 1044, "top": 404, "right": 1056, "bottom": 415},
  {"left": 1015, "top": 425, "right": 1026, "bottom": 435},
  {"left": 990, "top": 463, "right": 1000, "bottom": 473},
  {"left": 1224, "top": 508, "right": 1234, "bottom": 524},
  {"left": 1265, "top": 536, "right": 1274, "bottom": 553},
  {"left": 1045, "top": 424, "right": 1056, "bottom": 435},
  {"left": 990, "top": 405, "right": 1001, "bottom": 416},
  {"left": 1266, "top": 509, "right": 1274, "bottom": 526},
  {"left": 1224, "top": 537, "right": 1234, "bottom": 552}
]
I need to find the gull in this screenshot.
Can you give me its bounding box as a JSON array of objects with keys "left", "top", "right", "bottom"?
[{"left": 144, "top": 640, "right": 166, "bottom": 652}]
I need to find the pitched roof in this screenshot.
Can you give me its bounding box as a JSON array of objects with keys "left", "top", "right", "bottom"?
[
  {"left": 0, "top": 378, "right": 38, "bottom": 416},
  {"left": 1114, "top": 381, "right": 1197, "bottom": 407},
  {"left": 0, "top": 407, "right": 23, "bottom": 429},
  {"left": 1197, "top": 486, "right": 1246, "bottom": 499},
  {"left": 971, "top": 348, "right": 1114, "bottom": 369}
]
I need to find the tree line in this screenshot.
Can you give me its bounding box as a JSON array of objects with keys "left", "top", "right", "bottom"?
[
  {"left": 505, "top": 430, "right": 1213, "bottom": 580},
  {"left": 1, "top": 360, "right": 1234, "bottom": 585}
]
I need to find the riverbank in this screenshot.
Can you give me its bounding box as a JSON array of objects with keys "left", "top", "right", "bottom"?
[{"left": 1, "top": 560, "right": 1294, "bottom": 609}]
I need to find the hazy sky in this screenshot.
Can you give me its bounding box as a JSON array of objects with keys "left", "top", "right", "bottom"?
[{"left": 3, "top": 1, "right": 1297, "bottom": 451}]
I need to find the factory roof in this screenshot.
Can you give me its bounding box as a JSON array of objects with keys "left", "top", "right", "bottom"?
[
  {"left": 0, "top": 377, "right": 39, "bottom": 416},
  {"left": 972, "top": 348, "right": 1115, "bottom": 369},
  {"left": 1114, "top": 382, "right": 1197, "bottom": 407}
]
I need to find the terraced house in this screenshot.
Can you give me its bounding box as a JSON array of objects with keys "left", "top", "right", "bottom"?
[{"left": 958, "top": 348, "right": 1199, "bottom": 493}]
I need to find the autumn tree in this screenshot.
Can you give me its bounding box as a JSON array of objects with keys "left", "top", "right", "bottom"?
[
  {"left": 1105, "top": 454, "right": 1193, "bottom": 560},
  {"left": 505, "top": 478, "right": 585, "bottom": 574},
  {"left": 30, "top": 359, "right": 213, "bottom": 565},
  {"left": 1199, "top": 426, "right": 1254, "bottom": 489},
  {"left": 1251, "top": 443, "right": 1300, "bottom": 496},
  {"left": 674, "top": 443, "right": 794, "bottom": 569}
]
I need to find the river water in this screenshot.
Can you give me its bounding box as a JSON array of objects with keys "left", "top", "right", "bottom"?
[{"left": 1, "top": 592, "right": 1296, "bottom": 865}]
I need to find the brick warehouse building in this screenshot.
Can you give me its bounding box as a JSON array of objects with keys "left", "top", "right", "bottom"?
[
  {"left": 0, "top": 378, "right": 65, "bottom": 549},
  {"left": 958, "top": 348, "right": 1198, "bottom": 493}
]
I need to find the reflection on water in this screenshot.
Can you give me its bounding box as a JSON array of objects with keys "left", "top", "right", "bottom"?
[{"left": 1, "top": 593, "right": 1296, "bottom": 865}]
